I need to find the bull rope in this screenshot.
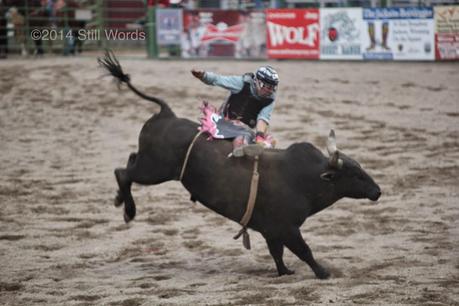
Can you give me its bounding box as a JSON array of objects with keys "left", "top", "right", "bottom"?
[
  {"left": 180, "top": 130, "right": 260, "bottom": 250},
  {"left": 233, "top": 155, "right": 260, "bottom": 250},
  {"left": 179, "top": 130, "right": 204, "bottom": 181}
]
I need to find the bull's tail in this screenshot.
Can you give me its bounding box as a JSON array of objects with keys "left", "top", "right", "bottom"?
[{"left": 98, "top": 50, "right": 174, "bottom": 117}]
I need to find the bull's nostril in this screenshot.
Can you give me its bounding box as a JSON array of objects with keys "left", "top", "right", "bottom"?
[{"left": 370, "top": 190, "right": 381, "bottom": 201}]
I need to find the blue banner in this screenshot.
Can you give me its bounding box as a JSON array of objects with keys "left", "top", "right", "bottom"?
[
  {"left": 363, "top": 8, "right": 433, "bottom": 20},
  {"left": 156, "top": 9, "right": 183, "bottom": 46}
]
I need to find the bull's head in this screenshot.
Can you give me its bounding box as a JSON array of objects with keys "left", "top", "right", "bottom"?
[{"left": 320, "top": 130, "right": 381, "bottom": 201}]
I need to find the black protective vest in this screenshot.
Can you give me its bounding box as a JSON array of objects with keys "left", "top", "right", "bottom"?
[{"left": 223, "top": 74, "right": 274, "bottom": 128}]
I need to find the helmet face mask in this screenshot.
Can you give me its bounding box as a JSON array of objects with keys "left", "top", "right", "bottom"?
[
  {"left": 255, "top": 66, "right": 279, "bottom": 96},
  {"left": 255, "top": 78, "right": 277, "bottom": 96}
]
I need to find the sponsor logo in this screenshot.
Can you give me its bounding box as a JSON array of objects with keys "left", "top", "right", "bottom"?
[
  {"left": 328, "top": 27, "right": 338, "bottom": 42},
  {"left": 321, "top": 11, "right": 360, "bottom": 43},
  {"left": 200, "top": 22, "right": 244, "bottom": 43},
  {"left": 363, "top": 8, "right": 433, "bottom": 20},
  {"left": 424, "top": 42, "right": 431, "bottom": 53},
  {"left": 267, "top": 22, "right": 319, "bottom": 47}
]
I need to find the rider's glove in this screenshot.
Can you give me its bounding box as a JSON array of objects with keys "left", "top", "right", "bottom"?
[
  {"left": 191, "top": 69, "right": 205, "bottom": 80},
  {"left": 255, "top": 131, "right": 266, "bottom": 146}
]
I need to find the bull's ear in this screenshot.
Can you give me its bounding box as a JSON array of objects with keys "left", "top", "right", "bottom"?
[{"left": 320, "top": 171, "right": 336, "bottom": 181}]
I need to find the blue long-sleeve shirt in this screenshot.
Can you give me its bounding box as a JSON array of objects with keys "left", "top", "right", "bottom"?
[{"left": 201, "top": 72, "right": 276, "bottom": 124}]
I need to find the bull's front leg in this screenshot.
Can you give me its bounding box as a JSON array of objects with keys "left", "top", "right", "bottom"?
[
  {"left": 284, "top": 228, "right": 330, "bottom": 279},
  {"left": 265, "top": 238, "right": 295, "bottom": 276}
]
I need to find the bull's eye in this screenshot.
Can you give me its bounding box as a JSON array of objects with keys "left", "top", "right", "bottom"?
[{"left": 320, "top": 171, "right": 335, "bottom": 181}]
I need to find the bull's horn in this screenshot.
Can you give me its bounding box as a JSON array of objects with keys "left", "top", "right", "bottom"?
[
  {"left": 326, "top": 129, "right": 337, "bottom": 155},
  {"left": 326, "top": 129, "right": 343, "bottom": 169}
]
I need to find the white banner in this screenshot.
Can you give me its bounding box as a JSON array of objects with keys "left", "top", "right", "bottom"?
[
  {"left": 320, "top": 8, "right": 365, "bottom": 60},
  {"left": 362, "top": 8, "right": 435, "bottom": 61}
]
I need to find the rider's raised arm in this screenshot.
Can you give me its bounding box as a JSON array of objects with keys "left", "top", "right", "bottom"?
[{"left": 201, "top": 72, "right": 244, "bottom": 94}]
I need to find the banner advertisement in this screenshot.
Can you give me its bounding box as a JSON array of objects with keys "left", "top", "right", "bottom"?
[
  {"left": 156, "top": 9, "right": 183, "bottom": 46},
  {"left": 362, "top": 8, "right": 435, "bottom": 61},
  {"left": 181, "top": 10, "right": 265, "bottom": 58},
  {"left": 435, "top": 6, "right": 459, "bottom": 60},
  {"left": 266, "top": 9, "right": 320, "bottom": 59},
  {"left": 320, "top": 8, "right": 365, "bottom": 60}
]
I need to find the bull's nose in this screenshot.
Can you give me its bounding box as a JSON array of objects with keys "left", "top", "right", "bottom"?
[{"left": 370, "top": 190, "right": 381, "bottom": 201}]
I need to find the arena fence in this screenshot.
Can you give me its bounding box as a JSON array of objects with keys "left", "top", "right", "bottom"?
[
  {"left": 0, "top": 1, "right": 457, "bottom": 60},
  {"left": 1, "top": 0, "right": 148, "bottom": 56}
]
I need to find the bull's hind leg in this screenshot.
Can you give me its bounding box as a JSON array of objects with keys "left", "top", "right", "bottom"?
[
  {"left": 114, "top": 153, "right": 137, "bottom": 207},
  {"left": 284, "top": 229, "right": 330, "bottom": 279},
  {"left": 114, "top": 167, "right": 136, "bottom": 223},
  {"left": 265, "top": 238, "right": 295, "bottom": 276},
  {"left": 114, "top": 152, "right": 170, "bottom": 223}
]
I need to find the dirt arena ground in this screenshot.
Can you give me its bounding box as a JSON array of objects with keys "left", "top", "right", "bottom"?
[{"left": 0, "top": 57, "right": 458, "bottom": 305}]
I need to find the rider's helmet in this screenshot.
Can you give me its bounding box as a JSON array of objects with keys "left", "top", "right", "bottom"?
[{"left": 255, "top": 66, "right": 279, "bottom": 95}]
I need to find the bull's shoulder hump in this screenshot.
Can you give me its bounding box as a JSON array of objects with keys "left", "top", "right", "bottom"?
[
  {"left": 262, "top": 143, "right": 320, "bottom": 158},
  {"left": 286, "top": 142, "right": 326, "bottom": 161},
  {"left": 286, "top": 142, "right": 318, "bottom": 152},
  {"left": 260, "top": 148, "right": 286, "bottom": 160}
]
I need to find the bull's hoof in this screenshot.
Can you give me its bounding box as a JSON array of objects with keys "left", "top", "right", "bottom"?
[
  {"left": 123, "top": 211, "right": 133, "bottom": 223},
  {"left": 114, "top": 190, "right": 123, "bottom": 207},
  {"left": 314, "top": 265, "right": 331, "bottom": 280},
  {"left": 278, "top": 268, "right": 295, "bottom": 276}
]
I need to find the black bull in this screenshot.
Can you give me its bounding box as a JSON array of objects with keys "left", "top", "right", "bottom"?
[{"left": 99, "top": 52, "right": 381, "bottom": 279}]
